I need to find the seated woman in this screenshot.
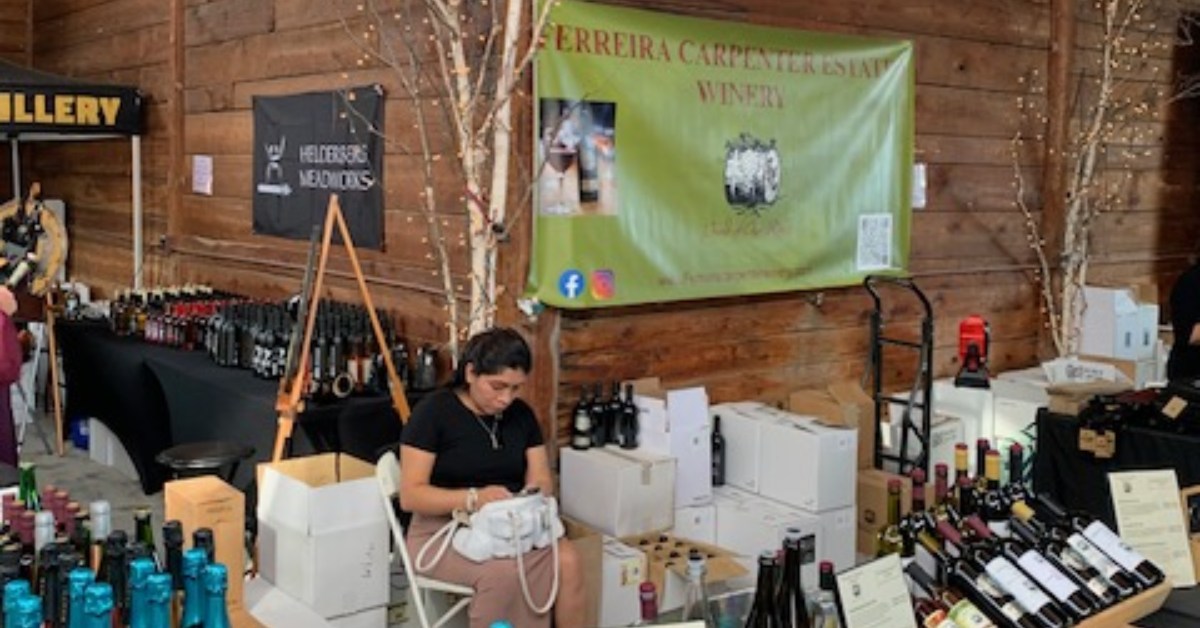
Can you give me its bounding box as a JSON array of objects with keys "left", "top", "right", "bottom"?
[{"left": 400, "top": 327, "right": 585, "bottom": 628}]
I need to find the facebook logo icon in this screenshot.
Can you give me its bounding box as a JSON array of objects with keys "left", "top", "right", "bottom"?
[{"left": 558, "top": 269, "right": 585, "bottom": 300}]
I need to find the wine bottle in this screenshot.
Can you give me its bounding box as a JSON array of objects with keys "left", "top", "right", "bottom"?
[
  {"left": 961, "top": 516, "right": 1098, "bottom": 621},
  {"left": 577, "top": 107, "right": 600, "bottom": 203},
  {"left": 632, "top": 581, "right": 657, "bottom": 625},
  {"left": 589, "top": 383, "right": 608, "bottom": 447},
  {"left": 958, "top": 476, "right": 979, "bottom": 519},
  {"left": 181, "top": 548, "right": 207, "bottom": 628},
  {"left": 711, "top": 415, "right": 726, "bottom": 487},
  {"left": 980, "top": 450, "right": 1010, "bottom": 537},
  {"left": 932, "top": 463, "right": 960, "bottom": 526},
  {"left": 904, "top": 561, "right": 994, "bottom": 628},
  {"left": 202, "top": 564, "right": 231, "bottom": 628},
  {"left": 570, "top": 387, "right": 592, "bottom": 451},
  {"left": 1008, "top": 516, "right": 1118, "bottom": 609},
  {"left": 128, "top": 556, "right": 155, "bottom": 628},
  {"left": 679, "top": 549, "right": 714, "bottom": 625},
  {"left": 914, "top": 597, "right": 957, "bottom": 628},
  {"left": 618, "top": 383, "right": 639, "bottom": 450},
  {"left": 974, "top": 439, "right": 991, "bottom": 489},
  {"left": 777, "top": 528, "right": 810, "bottom": 628},
  {"left": 812, "top": 561, "right": 841, "bottom": 628},
  {"left": 954, "top": 443, "right": 970, "bottom": 484},
  {"left": 8, "top": 592, "right": 41, "bottom": 628},
  {"left": 1010, "top": 502, "right": 1139, "bottom": 599},
  {"left": 906, "top": 467, "right": 934, "bottom": 538},
  {"left": 606, "top": 381, "right": 623, "bottom": 445},
  {"left": 1006, "top": 444, "right": 1027, "bottom": 502},
  {"left": 67, "top": 567, "right": 94, "bottom": 628},
  {"left": 919, "top": 528, "right": 1036, "bottom": 628},
  {"left": 193, "top": 528, "right": 215, "bottom": 564},
  {"left": 876, "top": 479, "right": 904, "bottom": 557},
  {"left": 82, "top": 581, "right": 116, "bottom": 628},
  {"left": 1032, "top": 493, "right": 1165, "bottom": 589},
  {"left": 143, "top": 573, "right": 172, "bottom": 628},
  {"left": 744, "top": 550, "right": 781, "bottom": 628}
]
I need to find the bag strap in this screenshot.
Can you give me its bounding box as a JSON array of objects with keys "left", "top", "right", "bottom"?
[
  {"left": 414, "top": 513, "right": 462, "bottom": 573},
  {"left": 513, "top": 505, "right": 560, "bottom": 614}
]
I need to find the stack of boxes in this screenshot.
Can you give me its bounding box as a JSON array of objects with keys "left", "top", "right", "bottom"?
[{"left": 1078, "top": 284, "right": 1163, "bottom": 388}]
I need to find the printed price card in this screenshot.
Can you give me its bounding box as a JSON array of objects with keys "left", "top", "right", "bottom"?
[
  {"left": 836, "top": 553, "right": 918, "bottom": 628},
  {"left": 1109, "top": 469, "right": 1195, "bottom": 587}
]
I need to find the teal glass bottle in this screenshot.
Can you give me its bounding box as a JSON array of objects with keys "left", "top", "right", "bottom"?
[
  {"left": 67, "top": 567, "right": 95, "bottom": 628},
  {"left": 144, "top": 573, "right": 173, "bottom": 628},
  {"left": 3, "top": 579, "right": 31, "bottom": 620},
  {"left": 201, "top": 563, "right": 231, "bottom": 628},
  {"left": 81, "top": 582, "right": 115, "bottom": 628},
  {"left": 181, "top": 548, "right": 208, "bottom": 628},
  {"left": 127, "top": 556, "right": 156, "bottom": 628},
  {"left": 7, "top": 593, "right": 42, "bottom": 628}
]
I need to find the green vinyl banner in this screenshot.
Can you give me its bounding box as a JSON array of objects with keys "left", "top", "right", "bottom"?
[{"left": 527, "top": 2, "right": 914, "bottom": 308}]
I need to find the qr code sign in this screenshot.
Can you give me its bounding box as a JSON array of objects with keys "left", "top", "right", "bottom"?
[{"left": 857, "top": 213, "right": 893, "bottom": 271}]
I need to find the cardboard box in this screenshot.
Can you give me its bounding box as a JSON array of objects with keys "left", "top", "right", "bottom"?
[
  {"left": 256, "top": 453, "right": 389, "bottom": 619},
  {"left": 1080, "top": 354, "right": 1161, "bottom": 389},
  {"left": 1080, "top": 285, "right": 1160, "bottom": 360},
  {"left": 672, "top": 504, "right": 716, "bottom": 545},
  {"left": 564, "top": 517, "right": 602, "bottom": 628},
  {"left": 992, "top": 376, "right": 1049, "bottom": 445},
  {"left": 855, "top": 469, "right": 912, "bottom": 556},
  {"left": 165, "top": 476, "right": 245, "bottom": 612},
  {"left": 881, "top": 412, "right": 963, "bottom": 476},
  {"left": 621, "top": 530, "right": 746, "bottom": 613},
  {"left": 787, "top": 382, "right": 876, "bottom": 469},
  {"left": 633, "top": 380, "right": 712, "bottom": 507},
  {"left": 724, "top": 402, "right": 856, "bottom": 512},
  {"left": 1046, "top": 380, "right": 1133, "bottom": 416},
  {"left": 598, "top": 537, "right": 646, "bottom": 628},
  {"left": 560, "top": 447, "right": 676, "bottom": 538}
]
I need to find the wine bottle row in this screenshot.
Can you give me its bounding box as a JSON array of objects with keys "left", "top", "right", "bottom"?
[
  {"left": 0, "top": 466, "right": 232, "bottom": 627},
  {"left": 106, "top": 287, "right": 440, "bottom": 399},
  {"left": 570, "top": 382, "right": 640, "bottom": 450},
  {"left": 865, "top": 439, "right": 1165, "bottom": 628}
]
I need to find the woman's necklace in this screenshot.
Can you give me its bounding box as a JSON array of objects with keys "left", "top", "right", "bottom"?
[{"left": 474, "top": 413, "right": 501, "bottom": 450}]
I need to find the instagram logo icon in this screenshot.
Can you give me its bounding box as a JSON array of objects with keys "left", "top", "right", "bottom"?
[{"left": 591, "top": 269, "right": 616, "bottom": 300}]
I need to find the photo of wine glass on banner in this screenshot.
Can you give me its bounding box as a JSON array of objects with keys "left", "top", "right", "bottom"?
[{"left": 538, "top": 98, "right": 618, "bottom": 217}]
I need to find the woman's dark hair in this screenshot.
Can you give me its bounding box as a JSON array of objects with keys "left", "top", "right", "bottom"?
[{"left": 452, "top": 327, "right": 532, "bottom": 387}]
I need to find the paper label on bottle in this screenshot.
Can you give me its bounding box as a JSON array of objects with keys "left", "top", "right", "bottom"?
[
  {"left": 1054, "top": 546, "right": 1113, "bottom": 601},
  {"left": 1066, "top": 533, "right": 1125, "bottom": 582},
  {"left": 1081, "top": 520, "right": 1149, "bottom": 572},
  {"left": 947, "top": 600, "right": 996, "bottom": 628},
  {"left": 1016, "top": 549, "right": 1081, "bottom": 602},
  {"left": 973, "top": 573, "right": 1027, "bottom": 622},
  {"left": 922, "top": 609, "right": 949, "bottom": 628},
  {"left": 985, "top": 556, "right": 1053, "bottom": 614},
  {"left": 1163, "top": 396, "right": 1188, "bottom": 419}
]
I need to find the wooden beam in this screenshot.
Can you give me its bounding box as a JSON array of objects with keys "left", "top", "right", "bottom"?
[
  {"left": 1039, "top": 0, "right": 1075, "bottom": 357},
  {"left": 166, "top": 0, "right": 184, "bottom": 276}
]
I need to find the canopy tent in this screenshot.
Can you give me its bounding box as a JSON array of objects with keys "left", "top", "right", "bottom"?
[{"left": 0, "top": 59, "right": 145, "bottom": 287}]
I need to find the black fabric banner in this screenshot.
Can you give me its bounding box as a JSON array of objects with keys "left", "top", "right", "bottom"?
[{"left": 252, "top": 86, "right": 385, "bottom": 248}]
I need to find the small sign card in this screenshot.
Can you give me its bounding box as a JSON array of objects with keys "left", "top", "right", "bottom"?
[
  {"left": 836, "top": 553, "right": 918, "bottom": 628},
  {"left": 1109, "top": 469, "right": 1195, "bottom": 587}
]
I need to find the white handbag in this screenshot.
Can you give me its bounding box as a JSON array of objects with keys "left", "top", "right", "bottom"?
[{"left": 416, "top": 492, "right": 565, "bottom": 614}]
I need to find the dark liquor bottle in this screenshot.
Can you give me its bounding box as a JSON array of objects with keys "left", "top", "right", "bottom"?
[
  {"left": 570, "top": 387, "right": 592, "bottom": 451},
  {"left": 1032, "top": 494, "right": 1164, "bottom": 589},
  {"left": 202, "top": 564, "right": 231, "bottom": 628},
  {"left": 918, "top": 528, "right": 1036, "bottom": 628},
  {"left": 133, "top": 508, "right": 156, "bottom": 568},
  {"left": 744, "top": 550, "right": 782, "bottom": 628},
  {"left": 1008, "top": 515, "right": 1121, "bottom": 607},
  {"left": 606, "top": 381, "right": 623, "bottom": 445},
  {"left": 980, "top": 450, "right": 1010, "bottom": 537},
  {"left": 974, "top": 439, "right": 991, "bottom": 489},
  {"left": 618, "top": 383, "right": 639, "bottom": 450},
  {"left": 163, "top": 520, "right": 184, "bottom": 627},
  {"left": 961, "top": 516, "right": 1099, "bottom": 621},
  {"left": 1006, "top": 443, "right": 1027, "bottom": 502},
  {"left": 192, "top": 528, "right": 215, "bottom": 564},
  {"left": 938, "top": 521, "right": 1069, "bottom": 628},
  {"left": 589, "top": 383, "right": 608, "bottom": 447},
  {"left": 876, "top": 479, "right": 904, "bottom": 557},
  {"left": 777, "top": 528, "right": 810, "bottom": 628},
  {"left": 711, "top": 415, "right": 726, "bottom": 487}
]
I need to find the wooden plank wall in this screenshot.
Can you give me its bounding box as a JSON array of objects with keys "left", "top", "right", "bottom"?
[{"left": 17, "top": 1, "right": 1200, "bottom": 447}]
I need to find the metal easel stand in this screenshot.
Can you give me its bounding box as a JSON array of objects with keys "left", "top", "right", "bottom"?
[
  {"left": 864, "top": 274, "right": 934, "bottom": 476},
  {"left": 271, "top": 194, "right": 410, "bottom": 463},
  {"left": 14, "top": 319, "right": 51, "bottom": 455}
]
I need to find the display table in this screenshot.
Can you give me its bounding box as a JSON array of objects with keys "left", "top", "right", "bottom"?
[
  {"left": 57, "top": 320, "right": 403, "bottom": 494},
  {"left": 1033, "top": 407, "right": 1200, "bottom": 529}
]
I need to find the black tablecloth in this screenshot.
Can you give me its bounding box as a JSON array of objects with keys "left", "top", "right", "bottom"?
[
  {"left": 1033, "top": 407, "right": 1200, "bottom": 529},
  {"left": 58, "top": 320, "right": 403, "bottom": 494}
]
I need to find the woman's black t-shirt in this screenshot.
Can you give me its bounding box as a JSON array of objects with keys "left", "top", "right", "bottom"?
[{"left": 401, "top": 387, "right": 544, "bottom": 493}]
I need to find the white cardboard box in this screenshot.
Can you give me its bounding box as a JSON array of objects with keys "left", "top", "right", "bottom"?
[
  {"left": 992, "top": 376, "right": 1049, "bottom": 446},
  {"left": 599, "top": 537, "right": 647, "bottom": 628},
  {"left": 882, "top": 410, "right": 964, "bottom": 475},
  {"left": 256, "top": 453, "right": 390, "bottom": 619},
  {"left": 1080, "top": 286, "right": 1159, "bottom": 360},
  {"left": 751, "top": 405, "right": 857, "bottom": 512},
  {"left": 561, "top": 447, "right": 676, "bottom": 538},
  {"left": 672, "top": 504, "right": 717, "bottom": 545},
  {"left": 636, "top": 387, "right": 712, "bottom": 508}
]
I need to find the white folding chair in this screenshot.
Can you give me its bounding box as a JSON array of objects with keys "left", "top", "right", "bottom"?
[{"left": 376, "top": 451, "right": 474, "bottom": 628}]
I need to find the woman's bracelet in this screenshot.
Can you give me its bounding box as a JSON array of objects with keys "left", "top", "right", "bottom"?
[{"left": 465, "top": 487, "right": 479, "bottom": 513}]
